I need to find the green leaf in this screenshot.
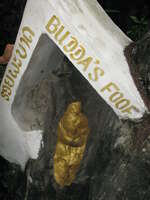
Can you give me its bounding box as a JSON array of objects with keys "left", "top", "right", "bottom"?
[
  {"left": 105, "top": 9, "right": 120, "bottom": 13},
  {"left": 130, "top": 16, "right": 140, "bottom": 23}
]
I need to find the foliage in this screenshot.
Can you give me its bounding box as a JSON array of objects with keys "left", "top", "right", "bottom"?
[
  {"left": 127, "top": 15, "right": 149, "bottom": 40},
  {"left": 105, "top": 9, "right": 120, "bottom": 14}
]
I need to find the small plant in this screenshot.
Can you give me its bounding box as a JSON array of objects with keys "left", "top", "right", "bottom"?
[
  {"left": 105, "top": 9, "right": 120, "bottom": 14},
  {"left": 127, "top": 15, "right": 149, "bottom": 40}
]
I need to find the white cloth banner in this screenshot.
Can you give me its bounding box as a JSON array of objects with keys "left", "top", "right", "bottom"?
[{"left": 0, "top": 0, "right": 148, "bottom": 167}]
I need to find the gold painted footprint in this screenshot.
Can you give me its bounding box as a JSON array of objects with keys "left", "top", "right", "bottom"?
[{"left": 54, "top": 102, "right": 90, "bottom": 187}]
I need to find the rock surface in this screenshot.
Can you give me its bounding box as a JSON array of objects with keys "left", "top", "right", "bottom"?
[{"left": 21, "top": 57, "right": 149, "bottom": 200}]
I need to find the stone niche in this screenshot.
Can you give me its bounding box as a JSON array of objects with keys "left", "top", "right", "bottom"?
[
  {"left": 12, "top": 34, "right": 116, "bottom": 187},
  {"left": 11, "top": 33, "right": 117, "bottom": 198},
  {"left": 0, "top": 0, "right": 145, "bottom": 168}
]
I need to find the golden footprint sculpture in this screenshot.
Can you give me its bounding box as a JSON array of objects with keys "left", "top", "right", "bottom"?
[{"left": 54, "top": 102, "right": 90, "bottom": 187}]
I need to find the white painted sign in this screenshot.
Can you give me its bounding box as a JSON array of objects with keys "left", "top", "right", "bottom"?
[{"left": 0, "top": 0, "right": 148, "bottom": 167}]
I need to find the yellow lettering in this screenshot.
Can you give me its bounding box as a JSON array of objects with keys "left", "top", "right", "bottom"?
[
  {"left": 88, "top": 67, "right": 104, "bottom": 81},
  {"left": 4, "top": 75, "right": 15, "bottom": 87},
  {"left": 109, "top": 92, "right": 123, "bottom": 103},
  {"left": 63, "top": 37, "right": 78, "bottom": 52},
  {"left": 70, "top": 45, "right": 85, "bottom": 61},
  {"left": 16, "top": 43, "right": 27, "bottom": 59},
  {"left": 122, "top": 105, "right": 140, "bottom": 114},
  {"left": 101, "top": 82, "right": 119, "bottom": 93},
  {"left": 8, "top": 69, "right": 18, "bottom": 79},
  {"left": 20, "top": 36, "right": 31, "bottom": 49},
  {"left": 46, "top": 15, "right": 61, "bottom": 34},
  {"left": 22, "top": 26, "right": 35, "bottom": 43},
  {"left": 1, "top": 26, "right": 34, "bottom": 101},
  {"left": 77, "top": 57, "right": 93, "bottom": 71},
  {"left": 12, "top": 56, "right": 22, "bottom": 69},
  {"left": 54, "top": 26, "right": 70, "bottom": 45},
  {"left": 1, "top": 85, "right": 12, "bottom": 101},
  {"left": 1, "top": 92, "right": 9, "bottom": 101},
  {"left": 115, "top": 99, "right": 130, "bottom": 110}
]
